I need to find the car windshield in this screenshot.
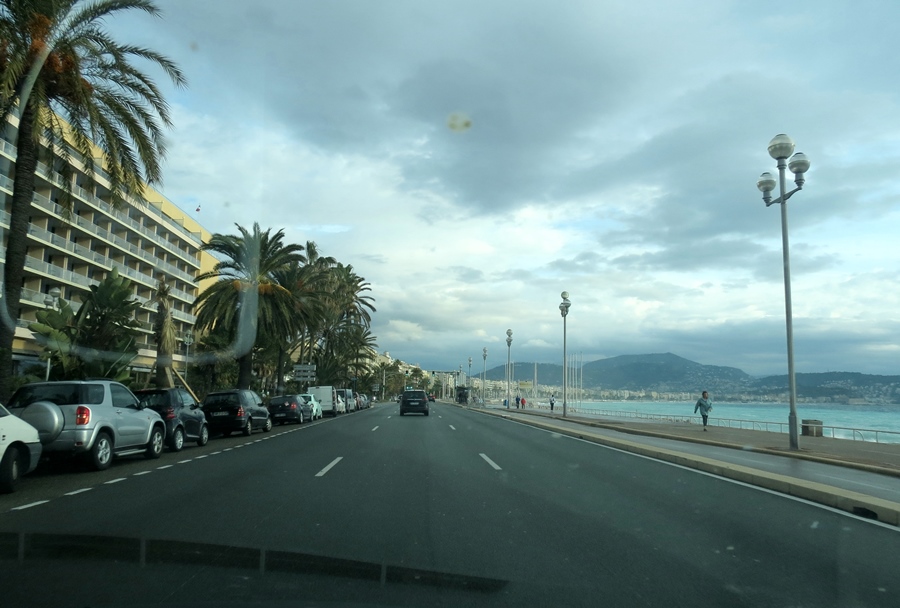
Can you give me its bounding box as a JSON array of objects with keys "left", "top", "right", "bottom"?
[{"left": 3, "top": 3, "right": 900, "bottom": 608}]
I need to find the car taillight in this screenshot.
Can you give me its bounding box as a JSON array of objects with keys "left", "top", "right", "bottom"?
[
  {"left": 165, "top": 407, "right": 176, "bottom": 420},
  {"left": 290, "top": 402, "right": 297, "bottom": 410},
  {"left": 236, "top": 406, "right": 245, "bottom": 417},
  {"left": 75, "top": 406, "right": 91, "bottom": 425}
]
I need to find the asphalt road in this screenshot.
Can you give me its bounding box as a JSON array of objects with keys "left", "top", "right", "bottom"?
[{"left": 2, "top": 402, "right": 899, "bottom": 607}]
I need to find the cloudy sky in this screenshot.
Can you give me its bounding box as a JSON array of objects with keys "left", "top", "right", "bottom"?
[{"left": 113, "top": 0, "right": 899, "bottom": 377}]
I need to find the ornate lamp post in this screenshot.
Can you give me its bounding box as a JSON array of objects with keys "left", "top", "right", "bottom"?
[
  {"left": 559, "top": 292, "right": 571, "bottom": 417},
  {"left": 505, "top": 329, "right": 513, "bottom": 409},
  {"left": 756, "top": 134, "right": 810, "bottom": 451},
  {"left": 482, "top": 347, "right": 487, "bottom": 405},
  {"left": 183, "top": 330, "right": 194, "bottom": 384}
]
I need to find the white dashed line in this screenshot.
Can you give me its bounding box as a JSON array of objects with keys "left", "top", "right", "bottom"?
[
  {"left": 223, "top": 448, "right": 233, "bottom": 452},
  {"left": 11, "top": 501, "right": 49, "bottom": 511},
  {"left": 195, "top": 454, "right": 208, "bottom": 459},
  {"left": 157, "top": 465, "right": 173, "bottom": 470},
  {"left": 315, "top": 457, "right": 343, "bottom": 477},
  {"left": 134, "top": 471, "right": 152, "bottom": 476},
  {"left": 372, "top": 426, "right": 379, "bottom": 431},
  {"left": 65, "top": 488, "right": 92, "bottom": 495},
  {"left": 479, "top": 453, "right": 502, "bottom": 470},
  {"left": 178, "top": 459, "right": 192, "bottom": 464},
  {"left": 211, "top": 451, "right": 221, "bottom": 455},
  {"left": 104, "top": 478, "right": 127, "bottom": 484},
  {"left": 449, "top": 425, "right": 456, "bottom": 431}
]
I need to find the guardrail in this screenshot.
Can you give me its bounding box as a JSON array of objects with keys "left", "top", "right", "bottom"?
[{"left": 524, "top": 404, "right": 900, "bottom": 444}]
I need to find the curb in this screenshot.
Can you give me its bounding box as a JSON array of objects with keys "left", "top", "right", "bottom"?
[{"left": 461, "top": 404, "right": 900, "bottom": 526}]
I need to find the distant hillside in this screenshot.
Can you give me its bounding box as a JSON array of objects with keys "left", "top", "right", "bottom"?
[{"left": 482, "top": 354, "right": 900, "bottom": 402}]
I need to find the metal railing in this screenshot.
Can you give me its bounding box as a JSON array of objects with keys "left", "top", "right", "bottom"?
[{"left": 527, "top": 404, "right": 900, "bottom": 444}]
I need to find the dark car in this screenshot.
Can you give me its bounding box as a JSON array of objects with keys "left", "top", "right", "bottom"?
[
  {"left": 201, "top": 389, "right": 272, "bottom": 437},
  {"left": 134, "top": 387, "right": 209, "bottom": 451},
  {"left": 267, "top": 394, "right": 307, "bottom": 425},
  {"left": 399, "top": 389, "right": 429, "bottom": 416},
  {"left": 428, "top": 394, "right": 435, "bottom": 402}
]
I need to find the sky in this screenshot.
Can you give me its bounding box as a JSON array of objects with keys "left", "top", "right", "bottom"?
[{"left": 111, "top": 0, "right": 900, "bottom": 377}]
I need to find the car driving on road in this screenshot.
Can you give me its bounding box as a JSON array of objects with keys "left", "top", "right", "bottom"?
[
  {"left": 399, "top": 389, "right": 429, "bottom": 416},
  {"left": 201, "top": 389, "right": 272, "bottom": 436},
  {"left": 7, "top": 380, "right": 165, "bottom": 471}
]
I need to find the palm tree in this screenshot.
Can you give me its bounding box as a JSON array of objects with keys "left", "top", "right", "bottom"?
[
  {"left": 152, "top": 276, "right": 177, "bottom": 387},
  {"left": 0, "top": 0, "right": 185, "bottom": 401},
  {"left": 193, "top": 223, "right": 305, "bottom": 389}
]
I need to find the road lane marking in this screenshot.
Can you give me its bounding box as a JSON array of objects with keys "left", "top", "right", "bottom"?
[
  {"left": 211, "top": 451, "right": 221, "bottom": 455},
  {"left": 449, "top": 425, "right": 456, "bottom": 431},
  {"left": 134, "top": 471, "right": 152, "bottom": 476},
  {"left": 479, "top": 453, "right": 502, "bottom": 470},
  {"left": 178, "top": 459, "right": 192, "bottom": 464},
  {"left": 157, "top": 465, "right": 173, "bottom": 469},
  {"left": 65, "top": 488, "right": 92, "bottom": 495},
  {"left": 223, "top": 448, "right": 232, "bottom": 452},
  {"left": 11, "top": 501, "right": 49, "bottom": 511},
  {"left": 372, "top": 426, "right": 379, "bottom": 431},
  {"left": 315, "top": 457, "right": 343, "bottom": 477},
  {"left": 104, "top": 478, "right": 126, "bottom": 484},
  {"left": 195, "top": 454, "right": 208, "bottom": 459}
]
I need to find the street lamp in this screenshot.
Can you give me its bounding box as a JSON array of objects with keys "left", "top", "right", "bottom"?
[
  {"left": 482, "top": 347, "right": 487, "bottom": 406},
  {"left": 756, "top": 133, "right": 811, "bottom": 451},
  {"left": 559, "top": 291, "right": 571, "bottom": 417},
  {"left": 505, "top": 329, "right": 512, "bottom": 409},
  {"left": 182, "top": 330, "right": 194, "bottom": 384},
  {"left": 43, "top": 286, "right": 61, "bottom": 380}
]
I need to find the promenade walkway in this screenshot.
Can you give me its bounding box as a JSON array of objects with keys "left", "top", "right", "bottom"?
[{"left": 464, "top": 402, "right": 900, "bottom": 525}]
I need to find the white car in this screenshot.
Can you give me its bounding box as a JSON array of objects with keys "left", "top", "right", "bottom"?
[
  {"left": 298, "top": 394, "right": 323, "bottom": 420},
  {"left": 0, "top": 403, "right": 43, "bottom": 493}
]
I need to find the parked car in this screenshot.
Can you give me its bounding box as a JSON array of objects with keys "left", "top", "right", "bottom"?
[
  {"left": 399, "top": 389, "right": 430, "bottom": 416},
  {"left": 267, "top": 394, "right": 307, "bottom": 425},
  {"left": 7, "top": 380, "right": 165, "bottom": 471},
  {"left": 428, "top": 394, "right": 436, "bottom": 402},
  {"left": 134, "top": 387, "right": 209, "bottom": 451},
  {"left": 298, "top": 393, "right": 322, "bottom": 420},
  {"left": 201, "top": 389, "right": 271, "bottom": 436},
  {"left": 308, "top": 386, "right": 344, "bottom": 417},
  {"left": 0, "top": 402, "right": 42, "bottom": 493}
]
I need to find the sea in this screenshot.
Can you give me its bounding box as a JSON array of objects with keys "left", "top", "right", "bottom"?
[{"left": 526, "top": 399, "right": 900, "bottom": 444}]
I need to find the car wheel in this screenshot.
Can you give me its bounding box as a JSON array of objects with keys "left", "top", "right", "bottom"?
[
  {"left": 90, "top": 432, "right": 113, "bottom": 471},
  {"left": 169, "top": 427, "right": 185, "bottom": 452},
  {"left": 145, "top": 427, "right": 164, "bottom": 459},
  {"left": 263, "top": 417, "right": 272, "bottom": 433},
  {"left": 0, "top": 445, "right": 22, "bottom": 493},
  {"left": 243, "top": 418, "right": 253, "bottom": 436},
  {"left": 197, "top": 424, "right": 209, "bottom": 446}
]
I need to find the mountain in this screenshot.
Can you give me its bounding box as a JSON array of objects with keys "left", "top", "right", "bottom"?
[{"left": 481, "top": 353, "right": 900, "bottom": 403}]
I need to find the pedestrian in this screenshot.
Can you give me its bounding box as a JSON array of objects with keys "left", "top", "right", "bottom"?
[
  {"left": 550, "top": 395, "right": 555, "bottom": 411},
  {"left": 521, "top": 397, "right": 527, "bottom": 408},
  {"left": 515, "top": 395, "right": 521, "bottom": 409},
  {"left": 694, "top": 391, "right": 713, "bottom": 431}
]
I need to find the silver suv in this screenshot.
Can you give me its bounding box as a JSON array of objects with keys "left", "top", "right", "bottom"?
[{"left": 8, "top": 380, "right": 166, "bottom": 471}]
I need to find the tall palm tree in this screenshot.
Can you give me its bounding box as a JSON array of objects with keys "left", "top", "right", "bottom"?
[
  {"left": 328, "top": 263, "right": 376, "bottom": 327},
  {"left": 193, "top": 223, "right": 305, "bottom": 389},
  {"left": 152, "top": 277, "right": 177, "bottom": 387},
  {"left": 0, "top": 0, "right": 185, "bottom": 401}
]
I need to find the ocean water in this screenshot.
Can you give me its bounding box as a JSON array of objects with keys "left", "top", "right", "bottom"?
[{"left": 535, "top": 400, "right": 900, "bottom": 443}]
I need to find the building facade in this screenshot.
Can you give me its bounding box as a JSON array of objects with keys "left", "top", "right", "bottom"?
[{"left": 0, "top": 114, "right": 215, "bottom": 379}]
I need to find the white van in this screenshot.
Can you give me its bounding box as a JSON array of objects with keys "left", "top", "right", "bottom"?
[
  {"left": 339, "top": 388, "right": 356, "bottom": 412},
  {"left": 308, "top": 386, "right": 345, "bottom": 417}
]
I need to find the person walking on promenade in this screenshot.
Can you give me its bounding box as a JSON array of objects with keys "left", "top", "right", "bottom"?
[
  {"left": 694, "top": 391, "right": 713, "bottom": 431},
  {"left": 515, "top": 395, "right": 521, "bottom": 409},
  {"left": 521, "top": 396, "right": 527, "bottom": 408},
  {"left": 550, "top": 395, "right": 556, "bottom": 411}
]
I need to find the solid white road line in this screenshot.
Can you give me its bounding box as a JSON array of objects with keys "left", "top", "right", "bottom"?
[
  {"left": 315, "top": 457, "right": 344, "bottom": 477},
  {"left": 479, "top": 453, "right": 502, "bottom": 470}
]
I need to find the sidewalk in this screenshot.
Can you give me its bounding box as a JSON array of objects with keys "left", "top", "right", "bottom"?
[
  {"left": 486, "top": 405, "right": 900, "bottom": 476},
  {"left": 463, "top": 403, "right": 900, "bottom": 525}
]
